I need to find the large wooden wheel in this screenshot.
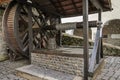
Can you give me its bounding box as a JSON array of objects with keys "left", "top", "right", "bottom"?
[{"left": 2, "top": 1, "right": 58, "bottom": 57}]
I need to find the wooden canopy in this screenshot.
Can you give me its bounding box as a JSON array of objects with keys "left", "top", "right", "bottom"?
[
  {"left": 31, "top": 0, "right": 112, "bottom": 17},
  {"left": 0, "top": 0, "right": 112, "bottom": 17}
]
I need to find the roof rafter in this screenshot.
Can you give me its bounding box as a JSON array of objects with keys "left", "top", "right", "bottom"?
[
  {"left": 90, "top": 0, "right": 103, "bottom": 11},
  {"left": 71, "top": 0, "right": 79, "bottom": 13}
]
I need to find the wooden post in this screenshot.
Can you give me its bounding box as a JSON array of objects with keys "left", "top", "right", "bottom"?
[
  {"left": 27, "top": 5, "right": 33, "bottom": 63},
  {"left": 83, "top": 0, "right": 89, "bottom": 80},
  {"left": 98, "top": 10, "right": 103, "bottom": 58},
  {"left": 57, "top": 17, "right": 62, "bottom": 47},
  {"left": 96, "top": 9, "right": 102, "bottom": 64}
]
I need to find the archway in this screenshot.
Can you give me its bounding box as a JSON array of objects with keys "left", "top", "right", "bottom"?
[{"left": 102, "top": 19, "right": 120, "bottom": 46}]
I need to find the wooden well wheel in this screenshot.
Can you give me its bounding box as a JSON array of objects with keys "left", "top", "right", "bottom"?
[{"left": 2, "top": 1, "right": 58, "bottom": 57}]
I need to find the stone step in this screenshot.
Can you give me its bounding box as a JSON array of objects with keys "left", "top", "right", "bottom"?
[{"left": 16, "top": 65, "right": 83, "bottom": 80}]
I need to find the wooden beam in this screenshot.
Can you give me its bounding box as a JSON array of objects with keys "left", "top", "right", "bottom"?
[
  {"left": 98, "top": 10, "right": 103, "bottom": 58},
  {"left": 96, "top": 10, "right": 102, "bottom": 64},
  {"left": 90, "top": 0, "right": 103, "bottom": 10},
  {"left": 83, "top": 0, "right": 89, "bottom": 80},
  {"left": 89, "top": 10, "right": 102, "bottom": 73},
  {"left": 56, "top": 17, "right": 62, "bottom": 47},
  {"left": 43, "top": 21, "right": 98, "bottom": 30},
  {"left": 89, "top": 29, "right": 100, "bottom": 73},
  {"left": 27, "top": 5, "right": 33, "bottom": 63}
]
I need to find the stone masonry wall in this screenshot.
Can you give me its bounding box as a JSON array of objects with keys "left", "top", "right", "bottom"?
[
  {"left": 74, "top": 28, "right": 92, "bottom": 39},
  {"left": 0, "top": 16, "right": 8, "bottom": 61},
  {"left": 62, "top": 33, "right": 120, "bottom": 56},
  {"left": 103, "top": 39, "right": 120, "bottom": 46},
  {"left": 62, "top": 33, "right": 93, "bottom": 46},
  {"left": 31, "top": 52, "right": 84, "bottom": 76}
]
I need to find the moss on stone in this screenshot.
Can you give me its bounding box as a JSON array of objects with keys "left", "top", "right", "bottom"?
[
  {"left": 62, "top": 33, "right": 120, "bottom": 56},
  {"left": 0, "top": 54, "right": 8, "bottom": 62}
]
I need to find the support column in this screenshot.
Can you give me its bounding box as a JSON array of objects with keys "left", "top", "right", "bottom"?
[
  {"left": 27, "top": 5, "right": 33, "bottom": 63},
  {"left": 57, "top": 17, "right": 62, "bottom": 47},
  {"left": 96, "top": 10, "right": 102, "bottom": 64},
  {"left": 98, "top": 10, "right": 103, "bottom": 58},
  {"left": 83, "top": 0, "right": 89, "bottom": 80}
]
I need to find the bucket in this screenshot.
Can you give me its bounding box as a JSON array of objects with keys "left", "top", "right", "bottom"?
[{"left": 47, "top": 38, "right": 56, "bottom": 49}]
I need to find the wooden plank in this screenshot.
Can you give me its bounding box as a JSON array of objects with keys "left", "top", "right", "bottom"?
[
  {"left": 89, "top": 29, "right": 100, "bottom": 72},
  {"left": 96, "top": 10, "right": 102, "bottom": 64}
]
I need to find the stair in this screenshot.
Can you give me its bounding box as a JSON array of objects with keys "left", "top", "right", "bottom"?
[{"left": 16, "top": 65, "right": 83, "bottom": 80}]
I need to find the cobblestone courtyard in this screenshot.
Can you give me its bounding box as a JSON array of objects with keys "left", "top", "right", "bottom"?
[
  {"left": 96, "top": 56, "right": 120, "bottom": 80},
  {"left": 0, "top": 59, "right": 29, "bottom": 80},
  {"left": 0, "top": 56, "right": 120, "bottom": 80}
]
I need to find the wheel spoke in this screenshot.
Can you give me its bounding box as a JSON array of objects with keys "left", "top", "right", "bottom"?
[{"left": 3, "top": 1, "right": 58, "bottom": 57}]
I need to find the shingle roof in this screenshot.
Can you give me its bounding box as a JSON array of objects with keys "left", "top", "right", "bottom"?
[
  {"left": 31, "top": 0, "right": 112, "bottom": 17},
  {"left": 0, "top": 0, "right": 112, "bottom": 17}
]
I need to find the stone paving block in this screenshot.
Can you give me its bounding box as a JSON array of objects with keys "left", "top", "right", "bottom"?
[
  {"left": 105, "top": 71, "right": 114, "bottom": 77},
  {"left": 102, "top": 76, "right": 110, "bottom": 80},
  {"left": 112, "top": 71, "right": 120, "bottom": 78},
  {"left": 109, "top": 77, "right": 116, "bottom": 80},
  {"left": 97, "top": 57, "right": 120, "bottom": 80},
  {"left": 117, "top": 76, "right": 120, "bottom": 80}
]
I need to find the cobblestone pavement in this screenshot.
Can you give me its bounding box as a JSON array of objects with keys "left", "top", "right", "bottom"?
[
  {"left": 0, "top": 57, "right": 120, "bottom": 80},
  {"left": 0, "top": 59, "right": 29, "bottom": 80},
  {"left": 96, "top": 56, "right": 120, "bottom": 80}
]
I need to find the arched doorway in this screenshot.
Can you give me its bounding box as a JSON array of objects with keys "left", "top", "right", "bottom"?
[{"left": 102, "top": 19, "right": 120, "bottom": 46}]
